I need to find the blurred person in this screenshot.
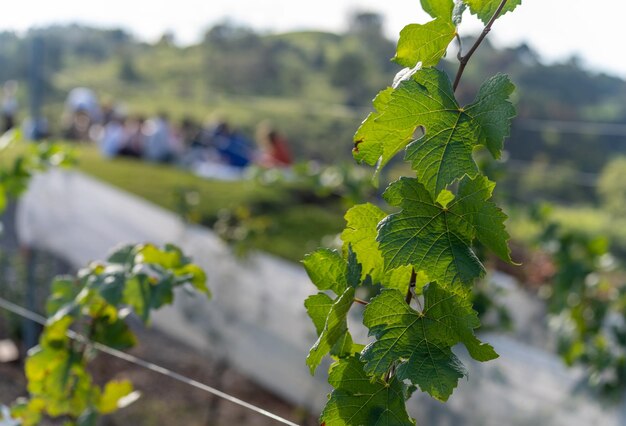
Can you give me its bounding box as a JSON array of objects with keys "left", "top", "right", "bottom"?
[
  {"left": 143, "top": 112, "right": 176, "bottom": 162},
  {"left": 179, "top": 117, "right": 201, "bottom": 148},
  {"left": 211, "top": 120, "right": 255, "bottom": 168},
  {"left": 1, "top": 80, "right": 18, "bottom": 132},
  {"left": 63, "top": 88, "right": 101, "bottom": 141},
  {"left": 255, "top": 122, "right": 293, "bottom": 168},
  {"left": 118, "top": 115, "right": 146, "bottom": 158},
  {"left": 98, "top": 114, "right": 126, "bottom": 158}
]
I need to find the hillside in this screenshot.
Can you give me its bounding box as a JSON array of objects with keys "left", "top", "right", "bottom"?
[{"left": 2, "top": 20, "right": 626, "bottom": 205}]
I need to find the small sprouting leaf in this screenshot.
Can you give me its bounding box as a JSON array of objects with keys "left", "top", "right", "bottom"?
[
  {"left": 420, "top": 0, "right": 454, "bottom": 19},
  {"left": 320, "top": 357, "right": 415, "bottom": 426},
  {"left": 302, "top": 249, "right": 348, "bottom": 296},
  {"left": 306, "top": 287, "right": 356, "bottom": 374},
  {"left": 453, "top": 0, "right": 467, "bottom": 25},
  {"left": 394, "top": 19, "right": 456, "bottom": 68},
  {"left": 361, "top": 284, "right": 496, "bottom": 401},
  {"left": 464, "top": 0, "right": 522, "bottom": 24}
]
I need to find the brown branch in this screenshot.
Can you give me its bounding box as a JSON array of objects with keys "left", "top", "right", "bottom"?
[
  {"left": 353, "top": 297, "right": 369, "bottom": 306},
  {"left": 452, "top": 0, "right": 509, "bottom": 92}
]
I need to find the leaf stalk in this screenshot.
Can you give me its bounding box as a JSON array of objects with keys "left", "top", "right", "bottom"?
[{"left": 452, "top": 0, "right": 509, "bottom": 92}]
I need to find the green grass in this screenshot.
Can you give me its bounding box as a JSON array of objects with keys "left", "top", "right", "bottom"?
[{"left": 75, "top": 145, "right": 345, "bottom": 262}]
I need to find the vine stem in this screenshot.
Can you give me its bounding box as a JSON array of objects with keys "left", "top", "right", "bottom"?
[
  {"left": 452, "top": 0, "right": 509, "bottom": 92},
  {"left": 405, "top": 269, "right": 417, "bottom": 305},
  {"left": 354, "top": 297, "right": 369, "bottom": 306}
]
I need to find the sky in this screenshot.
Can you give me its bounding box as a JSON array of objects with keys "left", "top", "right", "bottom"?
[{"left": 1, "top": 0, "right": 624, "bottom": 77}]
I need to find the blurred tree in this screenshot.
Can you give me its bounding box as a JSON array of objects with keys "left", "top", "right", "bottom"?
[
  {"left": 119, "top": 53, "right": 141, "bottom": 82},
  {"left": 598, "top": 156, "right": 626, "bottom": 217},
  {"left": 203, "top": 22, "right": 303, "bottom": 96},
  {"left": 329, "top": 52, "right": 374, "bottom": 106}
]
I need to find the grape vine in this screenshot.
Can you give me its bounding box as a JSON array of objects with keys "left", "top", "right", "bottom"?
[
  {"left": 6, "top": 243, "right": 209, "bottom": 425},
  {"left": 303, "top": 0, "right": 521, "bottom": 424}
]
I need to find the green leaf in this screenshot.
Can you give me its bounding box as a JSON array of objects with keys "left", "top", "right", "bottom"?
[
  {"left": 394, "top": 19, "right": 456, "bottom": 68},
  {"left": 136, "top": 243, "right": 189, "bottom": 269},
  {"left": 420, "top": 0, "right": 454, "bottom": 19},
  {"left": 320, "top": 357, "right": 415, "bottom": 426},
  {"left": 10, "top": 398, "right": 45, "bottom": 426},
  {"left": 302, "top": 249, "right": 348, "bottom": 295},
  {"left": 464, "top": 73, "right": 516, "bottom": 158},
  {"left": 378, "top": 175, "right": 512, "bottom": 285},
  {"left": 454, "top": 174, "right": 514, "bottom": 263},
  {"left": 97, "top": 380, "right": 139, "bottom": 414},
  {"left": 0, "top": 185, "right": 6, "bottom": 213},
  {"left": 352, "top": 87, "right": 399, "bottom": 170},
  {"left": 355, "top": 68, "right": 515, "bottom": 196},
  {"left": 122, "top": 276, "right": 151, "bottom": 322},
  {"left": 175, "top": 263, "right": 211, "bottom": 296},
  {"left": 341, "top": 203, "right": 414, "bottom": 293},
  {"left": 305, "top": 293, "right": 336, "bottom": 335},
  {"left": 361, "top": 284, "right": 496, "bottom": 401},
  {"left": 381, "top": 265, "right": 415, "bottom": 294},
  {"left": 378, "top": 177, "right": 483, "bottom": 286},
  {"left": 92, "top": 272, "right": 126, "bottom": 307},
  {"left": 345, "top": 247, "right": 362, "bottom": 288},
  {"left": 106, "top": 244, "right": 136, "bottom": 266},
  {"left": 76, "top": 409, "right": 98, "bottom": 426},
  {"left": 46, "top": 277, "right": 80, "bottom": 316},
  {"left": 464, "top": 0, "right": 522, "bottom": 24},
  {"left": 341, "top": 203, "right": 386, "bottom": 283},
  {"left": 25, "top": 345, "right": 95, "bottom": 418},
  {"left": 306, "top": 287, "right": 356, "bottom": 374},
  {"left": 91, "top": 317, "right": 137, "bottom": 350}
]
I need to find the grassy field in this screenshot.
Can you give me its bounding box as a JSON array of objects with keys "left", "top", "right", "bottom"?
[{"left": 76, "top": 145, "right": 346, "bottom": 262}]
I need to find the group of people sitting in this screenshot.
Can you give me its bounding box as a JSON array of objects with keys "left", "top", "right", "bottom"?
[{"left": 62, "top": 88, "right": 293, "bottom": 178}]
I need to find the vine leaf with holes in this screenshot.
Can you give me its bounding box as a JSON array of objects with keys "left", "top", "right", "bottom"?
[{"left": 354, "top": 68, "right": 515, "bottom": 195}]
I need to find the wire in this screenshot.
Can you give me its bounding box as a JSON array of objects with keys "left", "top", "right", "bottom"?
[
  {"left": 0, "top": 297, "right": 300, "bottom": 426},
  {"left": 505, "top": 159, "right": 599, "bottom": 187},
  {"left": 516, "top": 118, "right": 626, "bottom": 138}
]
